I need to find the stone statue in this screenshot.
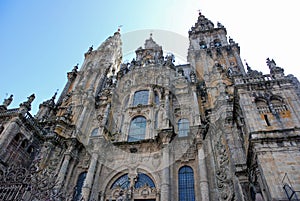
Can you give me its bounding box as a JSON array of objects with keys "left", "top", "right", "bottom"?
[
  {"left": 2, "top": 94, "right": 13, "bottom": 107},
  {"left": 72, "top": 64, "right": 79, "bottom": 73},
  {"left": 116, "top": 190, "right": 125, "bottom": 201},
  {"left": 87, "top": 45, "right": 93, "bottom": 54}
]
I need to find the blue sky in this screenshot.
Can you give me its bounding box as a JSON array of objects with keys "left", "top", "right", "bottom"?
[{"left": 1, "top": 0, "right": 299, "bottom": 115}]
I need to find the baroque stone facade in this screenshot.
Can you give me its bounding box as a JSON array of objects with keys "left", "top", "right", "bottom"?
[{"left": 1, "top": 13, "right": 300, "bottom": 201}]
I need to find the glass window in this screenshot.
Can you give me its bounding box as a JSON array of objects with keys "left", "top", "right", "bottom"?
[
  {"left": 91, "top": 128, "right": 98, "bottom": 136},
  {"left": 133, "top": 90, "right": 149, "bottom": 106},
  {"left": 73, "top": 172, "right": 87, "bottom": 201},
  {"left": 178, "top": 119, "right": 189, "bottom": 137},
  {"left": 178, "top": 166, "right": 195, "bottom": 201},
  {"left": 154, "top": 92, "right": 160, "bottom": 105},
  {"left": 111, "top": 174, "right": 130, "bottom": 189},
  {"left": 199, "top": 41, "right": 207, "bottom": 49},
  {"left": 111, "top": 173, "right": 155, "bottom": 189},
  {"left": 135, "top": 173, "right": 155, "bottom": 188},
  {"left": 128, "top": 116, "right": 147, "bottom": 142}
]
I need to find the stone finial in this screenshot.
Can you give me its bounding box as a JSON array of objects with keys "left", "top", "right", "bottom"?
[
  {"left": 189, "top": 12, "right": 215, "bottom": 34},
  {"left": 2, "top": 94, "right": 13, "bottom": 108},
  {"left": 87, "top": 45, "right": 93, "bottom": 54},
  {"left": 40, "top": 91, "right": 57, "bottom": 108},
  {"left": 72, "top": 64, "right": 79, "bottom": 73},
  {"left": 19, "top": 93, "right": 35, "bottom": 113},
  {"left": 245, "top": 60, "right": 262, "bottom": 77},
  {"left": 266, "top": 58, "right": 284, "bottom": 78},
  {"left": 229, "top": 37, "right": 235, "bottom": 45},
  {"left": 266, "top": 58, "right": 276, "bottom": 69}
]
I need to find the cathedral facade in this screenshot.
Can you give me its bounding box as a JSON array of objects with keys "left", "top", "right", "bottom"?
[{"left": 0, "top": 13, "right": 300, "bottom": 201}]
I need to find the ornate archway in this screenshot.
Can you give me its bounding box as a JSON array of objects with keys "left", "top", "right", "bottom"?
[{"left": 104, "top": 172, "right": 158, "bottom": 201}]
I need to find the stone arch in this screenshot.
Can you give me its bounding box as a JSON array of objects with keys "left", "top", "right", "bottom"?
[
  {"left": 255, "top": 97, "right": 270, "bottom": 114},
  {"left": 103, "top": 168, "right": 159, "bottom": 201}
]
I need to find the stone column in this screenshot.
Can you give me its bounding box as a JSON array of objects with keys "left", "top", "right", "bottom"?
[
  {"left": 160, "top": 145, "right": 170, "bottom": 201},
  {"left": 56, "top": 153, "right": 72, "bottom": 187},
  {"left": 158, "top": 129, "right": 173, "bottom": 201},
  {"left": 149, "top": 87, "right": 154, "bottom": 105},
  {"left": 82, "top": 153, "right": 98, "bottom": 200},
  {"left": 198, "top": 145, "right": 209, "bottom": 200}
]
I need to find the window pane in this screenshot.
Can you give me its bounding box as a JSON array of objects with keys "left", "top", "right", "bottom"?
[
  {"left": 111, "top": 174, "right": 130, "bottom": 189},
  {"left": 91, "top": 128, "right": 98, "bottom": 136},
  {"left": 73, "top": 172, "right": 87, "bottom": 201},
  {"left": 134, "top": 173, "right": 155, "bottom": 188},
  {"left": 128, "top": 116, "right": 146, "bottom": 142},
  {"left": 154, "top": 92, "right": 160, "bottom": 105},
  {"left": 178, "top": 119, "right": 189, "bottom": 137},
  {"left": 133, "top": 90, "right": 149, "bottom": 106},
  {"left": 178, "top": 166, "right": 195, "bottom": 201}
]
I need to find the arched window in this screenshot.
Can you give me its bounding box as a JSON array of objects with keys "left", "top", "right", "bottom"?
[
  {"left": 21, "top": 139, "right": 28, "bottom": 148},
  {"left": 111, "top": 173, "right": 155, "bottom": 189},
  {"left": 111, "top": 174, "right": 130, "bottom": 189},
  {"left": 178, "top": 166, "right": 195, "bottom": 201},
  {"left": 270, "top": 96, "right": 288, "bottom": 113},
  {"left": 73, "top": 172, "right": 87, "bottom": 201},
  {"left": 91, "top": 128, "right": 99, "bottom": 136},
  {"left": 128, "top": 116, "right": 147, "bottom": 142},
  {"left": 154, "top": 91, "right": 160, "bottom": 105},
  {"left": 133, "top": 90, "right": 149, "bottom": 106},
  {"left": 214, "top": 39, "right": 222, "bottom": 47},
  {"left": 27, "top": 145, "right": 34, "bottom": 154},
  {"left": 13, "top": 133, "right": 23, "bottom": 143},
  {"left": 199, "top": 41, "right": 207, "bottom": 49},
  {"left": 178, "top": 119, "right": 189, "bottom": 137},
  {"left": 255, "top": 98, "right": 270, "bottom": 114}
]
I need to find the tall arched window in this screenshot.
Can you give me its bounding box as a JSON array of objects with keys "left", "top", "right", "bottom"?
[
  {"left": 133, "top": 90, "right": 149, "bottom": 106},
  {"left": 128, "top": 116, "right": 147, "bottom": 142},
  {"left": 178, "top": 119, "right": 190, "bottom": 137},
  {"left": 73, "top": 172, "right": 87, "bottom": 201},
  {"left": 178, "top": 166, "right": 195, "bottom": 201},
  {"left": 154, "top": 91, "right": 160, "bottom": 105}
]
